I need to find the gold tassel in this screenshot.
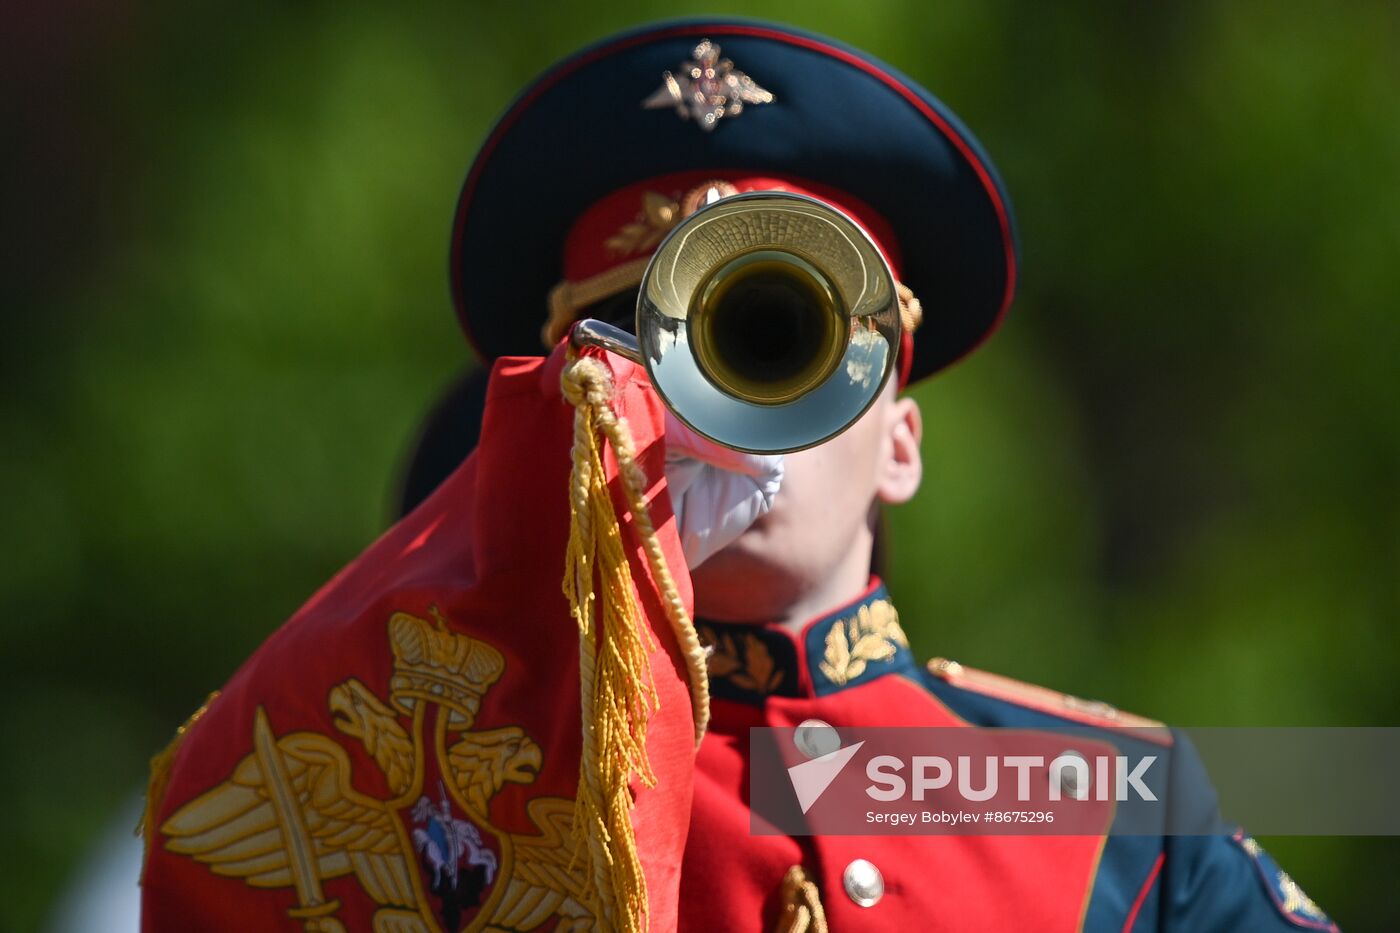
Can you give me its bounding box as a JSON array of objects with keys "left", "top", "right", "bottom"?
[
  {"left": 560, "top": 354, "right": 710, "bottom": 933},
  {"left": 775, "top": 866, "right": 829, "bottom": 933},
  {"left": 136, "top": 691, "right": 220, "bottom": 875}
]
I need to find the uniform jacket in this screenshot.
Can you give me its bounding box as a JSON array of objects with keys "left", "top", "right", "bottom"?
[
  {"left": 139, "top": 352, "right": 1336, "bottom": 933},
  {"left": 682, "top": 581, "right": 1339, "bottom": 933}
]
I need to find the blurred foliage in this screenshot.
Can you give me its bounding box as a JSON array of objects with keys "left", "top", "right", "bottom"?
[{"left": 2, "top": 0, "right": 1397, "bottom": 930}]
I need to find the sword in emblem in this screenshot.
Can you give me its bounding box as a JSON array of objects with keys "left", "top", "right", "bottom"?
[{"left": 252, "top": 707, "right": 347, "bottom": 933}]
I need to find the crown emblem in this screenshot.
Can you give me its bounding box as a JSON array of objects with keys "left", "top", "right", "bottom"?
[
  {"left": 388, "top": 608, "right": 504, "bottom": 726},
  {"left": 643, "top": 39, "right": 774, "bottom": 132}
]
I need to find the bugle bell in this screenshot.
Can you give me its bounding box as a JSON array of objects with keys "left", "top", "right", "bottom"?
[{"left": 571, "top": 191, "right": 902, "bottom": 454}]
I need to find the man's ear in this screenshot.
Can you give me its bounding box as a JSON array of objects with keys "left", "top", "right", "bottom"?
[{"left": 876, "top": 395, "right": 923, "bottom": 505}]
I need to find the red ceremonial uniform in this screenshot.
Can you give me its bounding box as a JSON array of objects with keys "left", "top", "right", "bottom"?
[
  {"left": 676, "top": 585, "right": 1340, "bottom": 932},
  {"left": 141, "top": 17, "right": 1340, "bottom": 933}
]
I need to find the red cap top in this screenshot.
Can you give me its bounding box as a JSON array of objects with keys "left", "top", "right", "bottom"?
[{"left": 550, "top": 171, "right": 916, "bottom": 386}]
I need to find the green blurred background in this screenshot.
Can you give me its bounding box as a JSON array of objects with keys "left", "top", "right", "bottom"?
[{"left": 3, "top": 1, "right": 1397, "bottom": 929}]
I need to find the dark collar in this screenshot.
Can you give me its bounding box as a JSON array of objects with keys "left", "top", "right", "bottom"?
[{"left": 694, "top": 579, "right": 915, "bottom": 704}]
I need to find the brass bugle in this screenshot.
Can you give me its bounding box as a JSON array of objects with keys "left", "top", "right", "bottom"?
[{"left": 571, "top": 192, "right": 902, "bottom": 454}]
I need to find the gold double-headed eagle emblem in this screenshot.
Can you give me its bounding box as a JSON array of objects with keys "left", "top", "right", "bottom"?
[{"left": 160, "top": 609, "right": 594, "bottom": 933}]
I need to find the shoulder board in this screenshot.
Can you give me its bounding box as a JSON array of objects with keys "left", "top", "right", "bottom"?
[
  {"left": 926, "top": 657, "right": 1173, "bottom": 745},
  {"left": 1231, "top": 831, "right": 1338, "bottom": 931}
]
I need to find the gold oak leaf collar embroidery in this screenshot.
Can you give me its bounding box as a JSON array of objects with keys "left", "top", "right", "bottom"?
[{"left": 697, "top": 590, "right": 911, "bottom": 703}]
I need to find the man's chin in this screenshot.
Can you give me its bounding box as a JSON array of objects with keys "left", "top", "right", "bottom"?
[
  {"left": 689, "top": 534, "right": 802, "bottom": 622},
  {"left": 691, "top": 531, "right": 772, "bottom": 576}
]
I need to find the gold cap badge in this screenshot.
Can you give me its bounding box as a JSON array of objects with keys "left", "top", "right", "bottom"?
[{"left": 642, "top": 39, "right": 774, "bottom": 131}]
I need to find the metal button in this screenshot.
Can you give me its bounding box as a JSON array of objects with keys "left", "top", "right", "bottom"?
[
  {"left": 843, "top": 858, "right": 884, "bottom": 907},
  {"left": 1051, "top": 749, "right": 1090, "bottom": 799},
  {"left": 793, "top": 719, "right": 841, "bottom": 759},
  {"left": 927, "top": 657, "right": 964, "bottom": 679}
]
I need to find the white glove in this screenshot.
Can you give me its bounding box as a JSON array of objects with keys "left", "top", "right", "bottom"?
[{"left": 663, "top": 410, "right": 784, "bottom": 569}]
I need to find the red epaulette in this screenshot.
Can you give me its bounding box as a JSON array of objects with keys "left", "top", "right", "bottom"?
[{"left": 926, "top": 657, "right": 1174, "bottom": 746}]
